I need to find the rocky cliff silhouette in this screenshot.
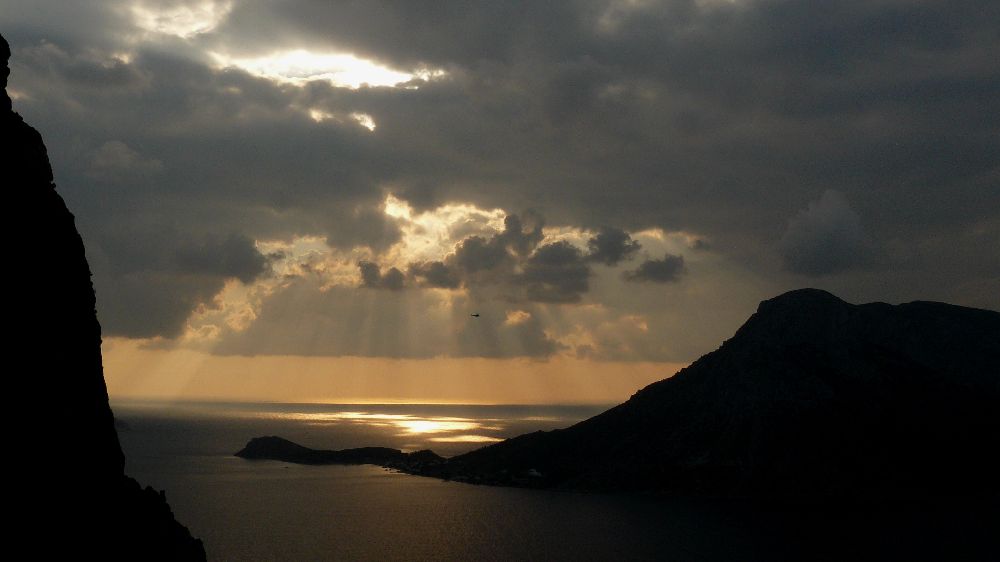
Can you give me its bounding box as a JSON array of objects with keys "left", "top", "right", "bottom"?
[
  {"left": 429, "top": 289, "right": 999, "bottom": 500},
  {"left": 3, "top": 33, "right": 205, "bottom": 559}
]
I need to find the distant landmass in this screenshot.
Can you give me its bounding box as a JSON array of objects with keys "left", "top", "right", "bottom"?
[
  {"left": 237, "top": 436, "right": 444, "bottom": 470},
  {"left": 240, "top": 289, "right": 1000, "bottom": 502}
]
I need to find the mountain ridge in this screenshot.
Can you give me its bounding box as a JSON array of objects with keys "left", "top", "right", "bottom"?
[
  {"left": 432, "top": 288, "right": 999, "bottom": 500},
  {"left": 239, "top": 288, "right": 999, "bottom": 503}
]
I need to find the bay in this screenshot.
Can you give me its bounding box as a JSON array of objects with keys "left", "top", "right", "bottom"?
[{"left": 114, "top": 400, "right": 998, "bottom": 561}]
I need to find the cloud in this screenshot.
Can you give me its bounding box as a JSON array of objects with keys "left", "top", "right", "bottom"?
[
  {"left": 453, "top": 235, "right": 510, "bottom": 274},
  {"left": 381, "top": 267, "right": 405, "bottom": 290},
  {"left": 494, "top": 212, "right": 545, "bottom": 257},
  {"left": 454, "top": 303, "right": 565, "bottom": 358},
  {"left": 130, "top": 0, "right": 233, "bottom": 39},
  {"left": 96, "top": 270, "right": 229, "bottom": 339},
  {"left": 213, "top": 278, "right": 564, "bottom": 359},
  {"left": 174, "top": 233, "right": 270, "bottom": 283},
  {"left": 409, "top": 260, "right": 461, "bottom": 289},
  {"left": 3, "top": 0, "right": 998, "bottom": 353},
  {"left": 778, "top": 190, "right": 871, "bottom": 276},
  {"left": 358, "top": 261, "right": 404, "bottom": 290},
  {"left": 503, "top": 310, "right": 531, "bottom": 325},
  {"left": 88, "top": 228, "right": 271, "bottom": 337},
  {"left": 586, "top": 226, "right": 641, "bottom": 266},
  {"left": 87, "top": 140, "right": 163, "bottom": 180},
  {"left": 625, "top": 253, "right": 685, "bottom": 283},
  {"left": 408, "top": 212, "right": 596, "bottom": 303},
  {"left": 451, "top": 213, "right": 545, "bottom": 275},
  {"left": 324, "top": 206, "right": 403, "bottom": 252},
  {"left": 521, "top": 241, "right": 591, "bottom": 303}
]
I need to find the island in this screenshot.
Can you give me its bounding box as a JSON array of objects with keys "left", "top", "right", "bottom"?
[{"left": 237, "top": 436, "right": 444, "bottom": 471}]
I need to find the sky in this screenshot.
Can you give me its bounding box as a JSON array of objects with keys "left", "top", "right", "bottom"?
[{"left": 2, "top": 1, "right": 997, "bottom": 404}]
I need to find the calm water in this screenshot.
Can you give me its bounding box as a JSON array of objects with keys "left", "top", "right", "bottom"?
[{"left": 114, "top": 401, "right": 998, "bottom": 562}]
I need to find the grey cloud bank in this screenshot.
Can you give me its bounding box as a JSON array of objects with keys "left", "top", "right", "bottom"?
[{"left": 2, "top": 0, "right": 997, "bottom": 360}]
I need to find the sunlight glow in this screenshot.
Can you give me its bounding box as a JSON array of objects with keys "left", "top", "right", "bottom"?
[
  {"left": 303, "top": 109, "right": 378, "bottom": 130},
  {"left": 395, "top": 419, "right": 481, "bottom": 434},
  {"left": 309, "top": 108, "right": 334, "bottom": 123},
  {"left": 381, "top": 195, "right": 507, "bottom": 265},
  {"left": 539, "top": 226, "right": 593, "bottom": 252},
  {"left": 259, "top": 410, "right": 498, "bottom": 438},
  {"left": 351, "top": 112, "right": 377, "bottom": 131},
  {"left": 429, "top": 435, "right": 503, "bottom": 443},
  {"left": 306, "top": 107, "right": 376, "bottom": 131},
  {"left": 211, "top": 49, "right": 444, "bottom": 89},
  {"left": 131, "top": 1, "right": 233, "bottom": 38},
  {"left": 257, "top": 236, "right": 362, "bottom": 287},
  {"left": 111, "top": 52, "right": 134, "bottom": 64},
  {"left": 280, "top": 412, "right": 408, "bottom": 423},
  {"left": 104, "top": 340, "right": 687, "bottom": 404},
  {"left": 383, "top": 195, "right": 413, "bottom": 220},
  {"left": 504, "top": 310, "right": 531, "bottom": 326}
]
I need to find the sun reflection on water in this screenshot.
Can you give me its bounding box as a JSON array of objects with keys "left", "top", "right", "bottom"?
[
  {"left": 395, "top": 419, "right": 479, "bottom": 434},
  {"left": 429, "top": 435, "right": 502, "bottom": 443},
  {"left": 270, "top": 410, "right": 504, "bottom": 443}
]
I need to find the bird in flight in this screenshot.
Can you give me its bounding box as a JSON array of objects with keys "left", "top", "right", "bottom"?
[{"left": 470, "top": 313, "right": 480, "bottom": 317}]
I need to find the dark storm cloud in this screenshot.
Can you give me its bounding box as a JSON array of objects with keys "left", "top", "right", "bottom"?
[
  {"left": 87, "top": 141, "right": 163, "bottom": 181},
  {"left": 4, "top": 37, "right": 408, "bottom": 335},
  {"left": 174, "top": 233, "right": 269, "bottom": 283},
  {"left": 86, "top": 227, "right": 272, "bottom": 337},
  {"left": 586, "top": 226, "right": 641, "bottom": 266},
  {"left": 95, "top": 270, "right": 226, "bottom": 339},
  {"left": 211, "top": 1, "right": 586, "bottom": 67},
  {"left": 358, "top": 261, "right": 404, "bottom": 291},
  {"left": 0, "top": 1, "right": 129, "bottom": 54},
  {"left": 409, "top": 260, "right": 461, "bottom": 289},
  {"left": 444, "top": 212, "right": 546, "bottom": 286},
  {"left": 409, "top": 212, "right": 596, "bottom": 303},
  {"left": 324, "top": 207, "right": 402, "bottom": 252},
  {"left": 2, "top": 0, "right": 998, "bottom": 351},
  {"left": 625, "top": 254, "right": 686, "bottom": 284},
  {"left": 494, "top": 213, "right": 545, "bottom": 257},
  {"left": 521, "top": 241, "right": 591, "bottom": 303},
  {"left": 451, "top": 213, "right": 545, "bottom": 276},
  {"left": 778, "top": 190, "right": 872, "bottom": 276},
  {"left": 453, "top": 235, "right": 510, "bottom": 274},
  {"left": 358, "top": 261, "right": 381, "bottom": 287},
  {"left": 381, "top": 267, "right": 405, "bottom": 291}
]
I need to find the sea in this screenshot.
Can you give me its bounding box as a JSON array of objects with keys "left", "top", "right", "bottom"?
[{"left": 114, "top": 400, "right": 999, "bottom": 562}]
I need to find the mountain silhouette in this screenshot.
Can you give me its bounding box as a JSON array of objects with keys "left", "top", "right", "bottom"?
[
  {"left": 3, "top": 33, "right": 205, "bottom": 559},
  {"left": 238, "top": 289, "right": 998, "bottom": 501},
  {"left": 428, "top": 288, "right": 999, "bottom": 500}
]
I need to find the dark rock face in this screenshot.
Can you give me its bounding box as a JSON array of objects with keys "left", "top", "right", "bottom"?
[
  {"left": 3, "top": 33, "right": 205, "bottom": 559},
  {"left": 431, "top": 289, "right": 1000, "bottom": 501}
]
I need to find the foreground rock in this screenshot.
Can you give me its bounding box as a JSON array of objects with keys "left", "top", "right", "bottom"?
[{"left": 4, "top": 34, "right": 205, "bottom": 559}]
